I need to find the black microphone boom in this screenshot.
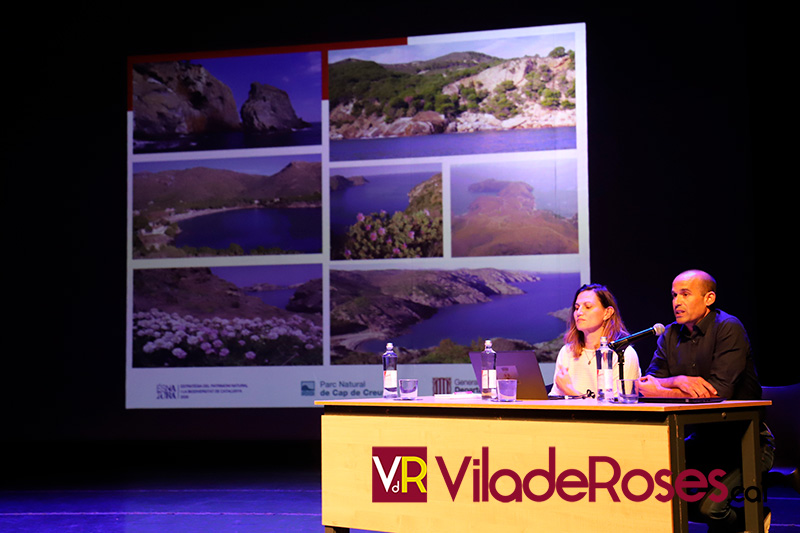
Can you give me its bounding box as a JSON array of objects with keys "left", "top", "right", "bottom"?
[{"left": 608, "top": 323, "right": 665, "bottom": 351}]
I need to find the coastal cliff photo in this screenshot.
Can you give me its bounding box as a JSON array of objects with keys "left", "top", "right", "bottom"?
[
  {"left": 329, "top": 32, "right": 576, "bottom": 160},
  {"left": 132, "top": 52, "right": 321, "bottom": 153},
  {"left": 329, "top": 268, "right": 577, "bottom": 364},
  {"left": 330, "top": 164, "right": 443, "bottom": 260}
]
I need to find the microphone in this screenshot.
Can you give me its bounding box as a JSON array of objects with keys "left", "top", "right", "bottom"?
[{"left": 608, "top": 323, "right": 665, "bottom": 351}]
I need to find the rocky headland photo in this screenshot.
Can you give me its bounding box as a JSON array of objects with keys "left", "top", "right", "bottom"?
[
  {"left": 132, "top": 60, "right": 313, "bottom": 151},
  {"left": 329, "top": 174, "right": 369, "bottom": 191},
  {"left": 451, "top": 178, "right": 578, "bottom": 256}
]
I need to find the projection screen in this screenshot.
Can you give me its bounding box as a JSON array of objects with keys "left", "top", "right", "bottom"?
[{"left": 126, "top": 22, "right": 589, "bottom": 408}]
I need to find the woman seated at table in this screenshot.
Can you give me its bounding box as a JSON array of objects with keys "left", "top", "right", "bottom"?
[{"left": 549, "top": 283, "right": 641, "bottom": 397}]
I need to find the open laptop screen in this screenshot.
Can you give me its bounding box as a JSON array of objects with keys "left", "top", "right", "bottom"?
[{"left": 468, "top": 351, "right": 548, "bottom": 400}]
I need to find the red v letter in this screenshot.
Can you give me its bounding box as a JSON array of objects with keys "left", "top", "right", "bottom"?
[{"left": 436, "top": 456, "right": 471, "bottom": 501}]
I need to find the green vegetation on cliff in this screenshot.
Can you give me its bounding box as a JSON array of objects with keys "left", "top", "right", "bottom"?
[
  {"left": 329, "top": 48, "right": 575, "bottom": 125},
  {"left": 329, "top": 54, "right": 499, "bottom": 120}
]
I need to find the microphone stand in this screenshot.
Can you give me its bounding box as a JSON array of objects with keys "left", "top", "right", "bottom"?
[{"left": 612, "top": 341, "right": 630, "bottom": 395}]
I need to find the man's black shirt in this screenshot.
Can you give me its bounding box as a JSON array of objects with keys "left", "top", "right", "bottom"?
[{"left": 646, "top": 308, "right": 761, "bottom": 400}]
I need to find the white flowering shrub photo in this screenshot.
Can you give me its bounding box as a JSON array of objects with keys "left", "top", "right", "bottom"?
[{"left": 132, "top": 267, "right": 322, "bottom": 367}]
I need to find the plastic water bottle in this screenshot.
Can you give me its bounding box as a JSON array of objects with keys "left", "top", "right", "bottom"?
[
  {"left": 382, "top": 343, "right": 398, "bottom": 398},
  {"left": 596, "top": 336, "right": 614, "bottom": 401},
  {"left": 480, "top": 340, "right": 497, "bottom": 400}
]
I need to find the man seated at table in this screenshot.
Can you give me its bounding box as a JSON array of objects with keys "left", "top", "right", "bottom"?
[{"left": 638, "top": 269, "right": 774, "bottom": 532}]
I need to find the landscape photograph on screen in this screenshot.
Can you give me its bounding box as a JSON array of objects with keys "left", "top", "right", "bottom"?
[
  {"left": 329, "top": 163, "right": 443, "bottom": 260},
  {"left": 450, "top": 157, "right": 578, "bottom": 257},
  {"left": 132, "top": 264, "right": 323, "bottom": 368},
  {"left": 132, "top": 155, "right": 322, "bottom": 258},
  {"left": 126, "top": 22, "right": 589, "bottom": 408},
  {"left": 131, "top": 52, "right": 322, "bottom": 153},
  {"left": 328, "top": 31, "right": 577, "bottom": 160}
]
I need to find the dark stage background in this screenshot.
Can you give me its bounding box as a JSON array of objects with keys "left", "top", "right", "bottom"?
[{"left": 5, "top": 2, "right": 793, "bottom": 480}]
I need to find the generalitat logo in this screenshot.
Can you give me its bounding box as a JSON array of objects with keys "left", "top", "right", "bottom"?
[{"left": 372, "top": 447, "right": 428, "bottom": 502}]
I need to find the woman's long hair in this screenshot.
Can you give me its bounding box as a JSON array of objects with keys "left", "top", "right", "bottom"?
[{"left": 564, "top": 283, "right": 629, "bottom": 357}]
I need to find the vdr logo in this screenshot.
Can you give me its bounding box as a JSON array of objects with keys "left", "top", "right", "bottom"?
[{"left": 371, "top": 447, "right": 428, "bottom": 502}]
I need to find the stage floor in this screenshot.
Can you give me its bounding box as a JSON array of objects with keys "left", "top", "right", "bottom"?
[{"left": 1, "top": 466, "right": 798, "bottom": 532}]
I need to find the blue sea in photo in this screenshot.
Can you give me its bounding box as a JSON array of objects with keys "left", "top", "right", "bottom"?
[
  {"left": 330, "top": 126, "right": 575, "bottom": 161},
  {"left": 134, "top": 123, "right": 322, "bottom": 154},
  {"left": 173, "top": 207, "right": 322, "bottom": 254},
  {"left": 330, "top": 171, "right": 437, "bottom": 237},
  {"left": 360, "top": 271, "right": 579, "bottom": 353},
  {"left": 249, "top": 288, "right": 296, "bottom": 309}
]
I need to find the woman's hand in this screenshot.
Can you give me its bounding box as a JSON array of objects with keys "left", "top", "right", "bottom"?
[{"left": 554, "top": 366, "right": 582, "bottom": 396}]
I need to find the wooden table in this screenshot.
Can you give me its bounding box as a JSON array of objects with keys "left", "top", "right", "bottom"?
[{"left": 316, "top": 397, "right": 770, "bottom": 533}]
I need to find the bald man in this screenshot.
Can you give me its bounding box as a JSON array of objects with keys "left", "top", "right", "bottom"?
[
  {"left": 640, "top": 269, "right": 761, "bottom": 399},
  {"left": 640, "top": 270, "right": 773, "bottom": 532}
]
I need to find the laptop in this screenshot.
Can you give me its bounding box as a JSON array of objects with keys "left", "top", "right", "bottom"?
[
  {"left": 638, "top": 396, "right": 725, "bottom": 404},
  {"left": 469, "top": 351, "right": 548, "bottom": 400}
]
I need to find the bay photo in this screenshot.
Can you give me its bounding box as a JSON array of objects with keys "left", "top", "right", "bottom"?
[
  {"left": 132, "top": 155, "right": 322, "bottom": 258},
  {"left": 329, "top": 268, "right": 578, "bottom": 364}
]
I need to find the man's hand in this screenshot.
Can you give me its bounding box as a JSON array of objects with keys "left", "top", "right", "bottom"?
[
  {"left": 665, "top": 375, "right": 718, "bottom": 397},
  {"left": 637, "top": 375, "right": 718, "bottom": 398},
  {"left": 638, "top": 376, "right": 672, "bottom": 397}
]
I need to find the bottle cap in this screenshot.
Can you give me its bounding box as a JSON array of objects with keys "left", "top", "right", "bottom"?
[{"left": 386, "top": 343, "right": 394, "bottom": 351}]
